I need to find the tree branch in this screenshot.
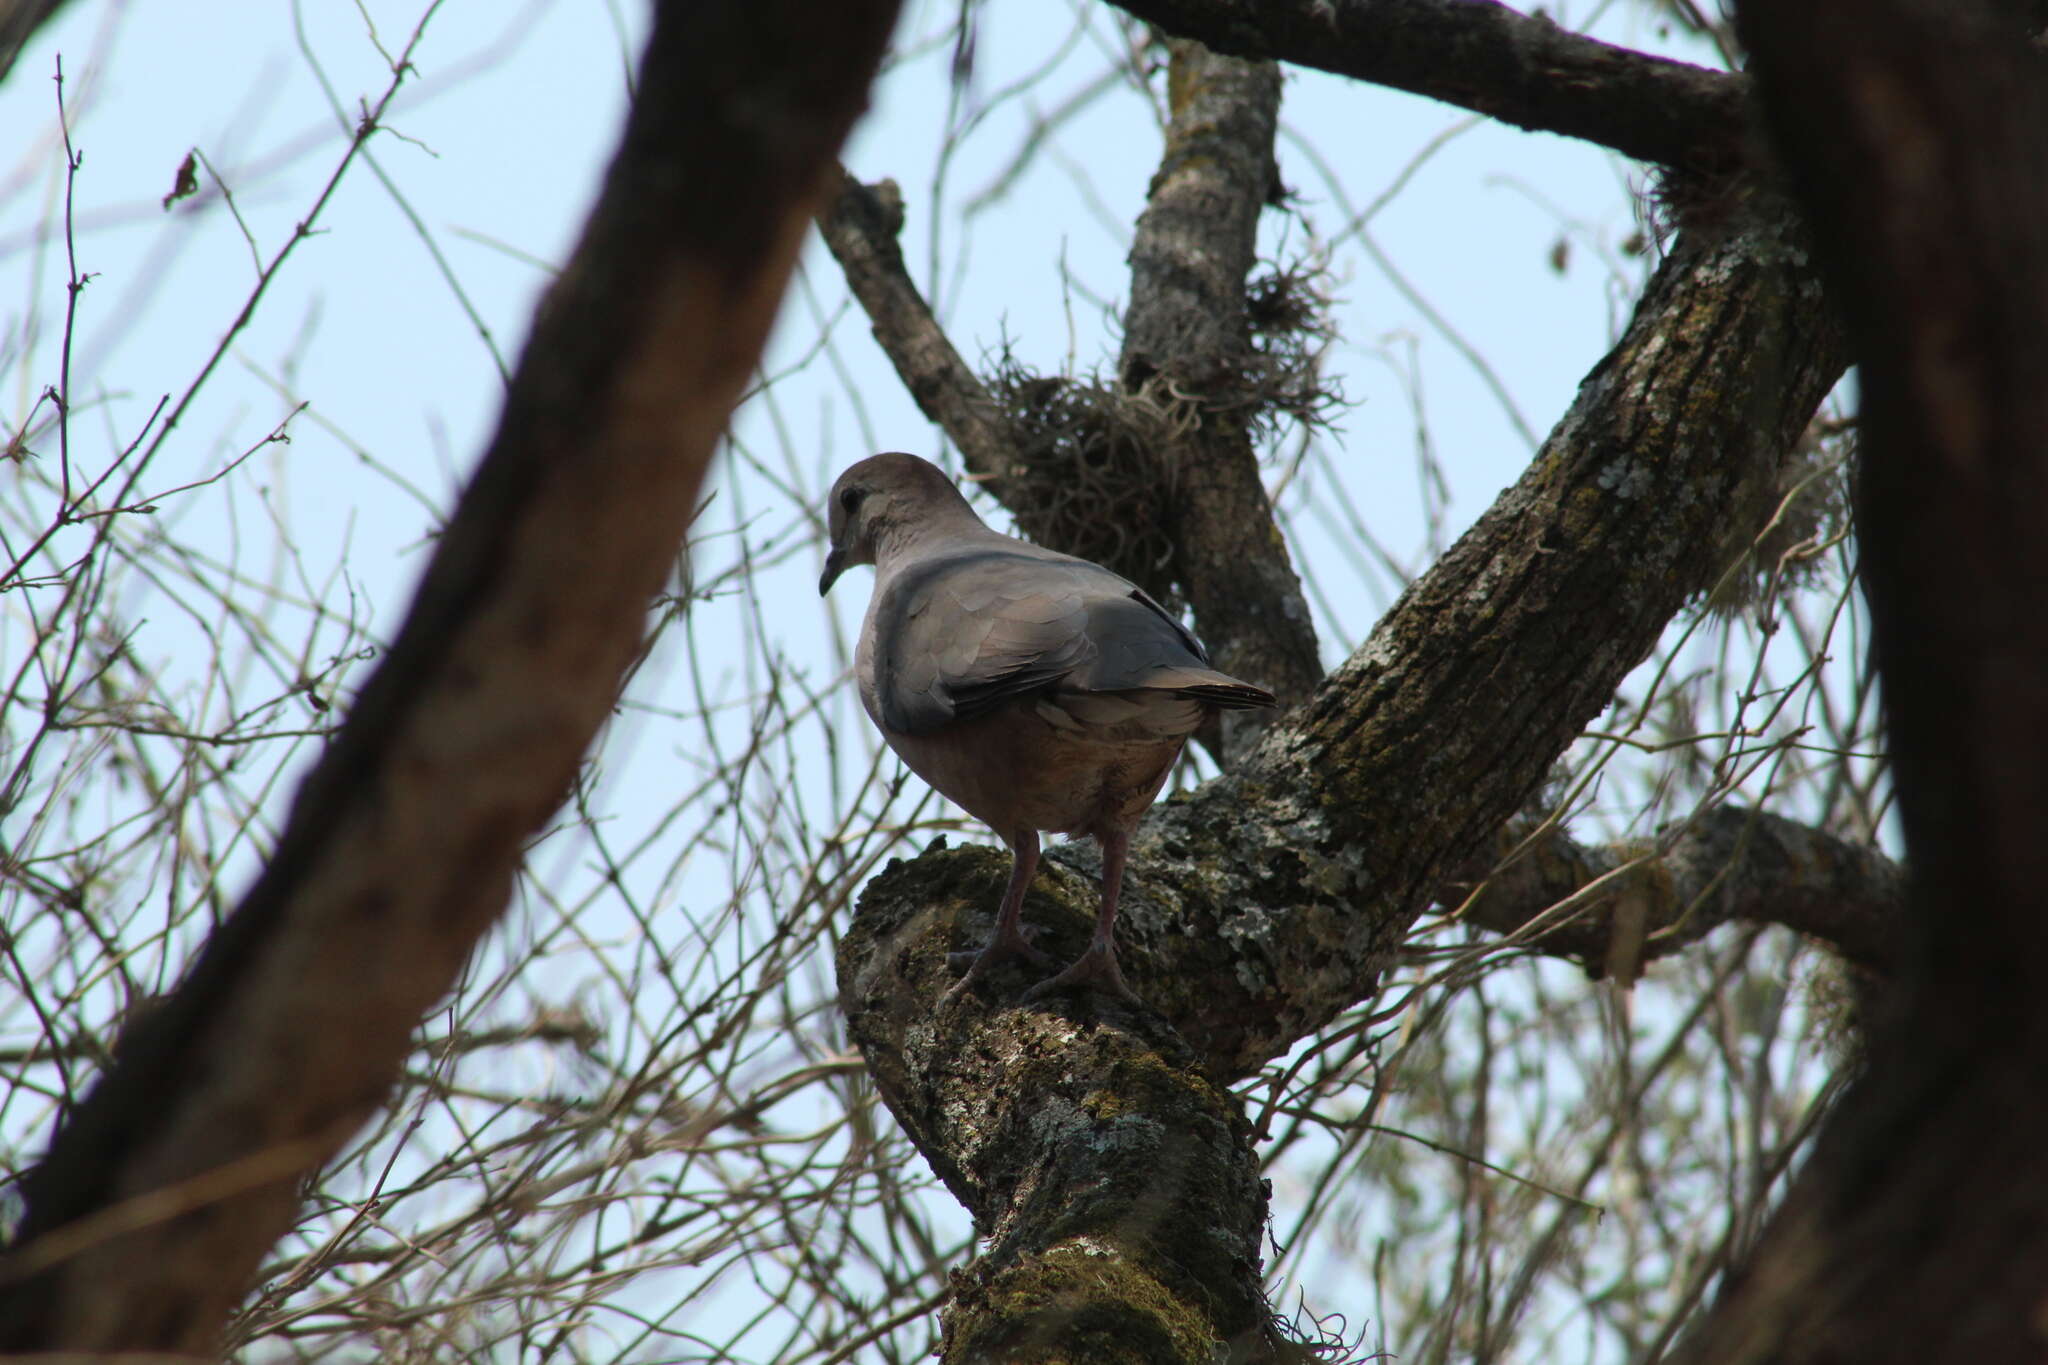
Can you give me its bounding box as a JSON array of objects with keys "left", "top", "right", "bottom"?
[
  {"left": 816, "top": 170, "right": 1016, "bottom": 481},
  {"left": 1117, "top": 41, "right": 1324, "bottom": 746},
  {"left": 1137, "top": 206, "right": 1843, "bottom": 1077},
  {"left": 1452, "top": 805, "right": 1904, "bottom": 977},
  {"left": 0, "top": 1, "right": 901, "bottom": 1350},
  {"left": 1102, "top": 0, "right": 1752, "bottom": 173}
]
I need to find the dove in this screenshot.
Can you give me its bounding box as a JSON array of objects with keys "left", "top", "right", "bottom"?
[{"left": 819, "top": 452, "right": 1276, "bottom": 1005}]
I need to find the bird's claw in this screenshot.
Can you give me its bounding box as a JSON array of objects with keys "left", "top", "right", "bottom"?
[
  {"left": 941, "top": 925, "right": 1052, "bottom": 1005},
  {"left": 1020, "top": 942, "right": 1144, "bottom": 1007}
]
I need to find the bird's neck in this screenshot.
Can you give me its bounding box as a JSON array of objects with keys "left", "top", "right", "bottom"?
[{"left": 872, "top": 506, "right": 1000, "bottom": 572}]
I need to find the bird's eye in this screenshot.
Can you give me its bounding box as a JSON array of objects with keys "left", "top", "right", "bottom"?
[{"left": 839, "top": 486, "right": 866, "bottom": 516}]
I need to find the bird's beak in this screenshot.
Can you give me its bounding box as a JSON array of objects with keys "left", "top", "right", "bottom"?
[{"left": 819, "top": 548, "right": 847, "bottom": 596}]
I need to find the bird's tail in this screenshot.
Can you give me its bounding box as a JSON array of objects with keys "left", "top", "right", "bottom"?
[{"left": 1150, "top": 667, "right": 1278, "bottom": 710}]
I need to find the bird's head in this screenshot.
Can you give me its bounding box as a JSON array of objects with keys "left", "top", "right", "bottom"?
[{"left": 819, "top": 452, "right": 979, "bottom": 594}]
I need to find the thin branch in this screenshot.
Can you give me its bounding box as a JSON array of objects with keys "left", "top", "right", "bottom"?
[{"left": 814, "top": 170, "right": 1015, "bottom": 478}]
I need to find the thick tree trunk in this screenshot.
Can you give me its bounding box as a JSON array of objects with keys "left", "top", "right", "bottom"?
[
  {"left": 1674, "top": 5, "right": 2048, "bottom": 1361},
  {"left": 0, "top": 1, "right": 901, "bottom": 1350}
]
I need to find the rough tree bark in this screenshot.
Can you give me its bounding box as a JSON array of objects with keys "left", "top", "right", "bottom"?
[
  {"left": 1673, "top": 5, "right": 2048, "bottom": 1361},
  {"left": 1452, "top": 805, "right": 1905, "bottom": 978},
  {"left": 0, "top": 0, "right": 901, "bottom": 1351},
  {"left": 1115, "top": 42, "right": 1323, "bottom": 742},
  {"left": 836, "top": 21, "right": 1847, "bottom": 1344},
  {"left": 1102, "top": 0, "right": 1750, "bottom": 173}
]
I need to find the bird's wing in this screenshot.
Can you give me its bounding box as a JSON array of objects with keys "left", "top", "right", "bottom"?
[
  {"left": 870, "top": 547, "right": 1275, "bottom": 735},
  {"left": 1071, "top": 581, "right": 1275, "bottom": 708},
  {"left": 869, "top": 550, "right": 1096, "bottom": 734}
]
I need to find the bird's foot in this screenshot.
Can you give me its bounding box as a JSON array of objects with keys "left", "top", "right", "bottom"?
[
  {"left": 1021, "top": 942, "right": 1144, "bottom": 1007},
  {"left": 941, "top": 925, "right": 1052, "bottom": 1005}
]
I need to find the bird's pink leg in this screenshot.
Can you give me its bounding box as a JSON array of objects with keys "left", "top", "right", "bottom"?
[
  {"left": 1023, "top": 827, "right": 1142, "bottom": 1006},
  {"left": 943, "top": 829, "right": 1052, "bottom": 1002}
]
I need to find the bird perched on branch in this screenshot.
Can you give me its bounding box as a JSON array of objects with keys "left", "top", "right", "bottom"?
[{"left": 819, "top": 452, "right": 1276, "bottom": 1005}]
